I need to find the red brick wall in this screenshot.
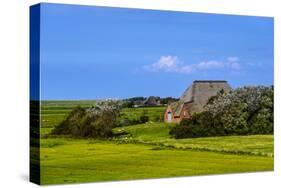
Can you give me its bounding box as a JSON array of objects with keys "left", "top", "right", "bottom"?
[{"left": 164, "top": 104, "right": 191, "bottom": 123}]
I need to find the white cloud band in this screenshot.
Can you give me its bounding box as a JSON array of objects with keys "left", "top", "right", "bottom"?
[{"left": 143, "top": 55, "right": 240, "bottom": 73}]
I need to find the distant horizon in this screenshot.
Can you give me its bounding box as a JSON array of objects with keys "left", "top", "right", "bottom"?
[
  {"left": 39, "top": 3, "right": 274, "bottom": 100},
  {"left": 40, "top": 82, "right": 274, "bottom": 101}
]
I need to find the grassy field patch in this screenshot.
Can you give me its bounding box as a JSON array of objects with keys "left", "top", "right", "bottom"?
[
  {"left": 114, "top": 123, "right": 273, "bottom": 157},
  {"left": 40, "top": 138, "right": 273, "bottom": 185}
]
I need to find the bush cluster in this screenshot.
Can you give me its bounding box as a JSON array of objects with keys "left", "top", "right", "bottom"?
[
  {"left": 170, "top": 86, "right": 273, "bottom": 139},
  {"left": 51, "top": 100, "right": 122, "bottom": 138}
]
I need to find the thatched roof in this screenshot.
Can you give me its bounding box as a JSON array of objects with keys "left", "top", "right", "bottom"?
[
  {"left": 171, "top": 80, "right": 231, "bottom": 116},
  {"left": 143, "top": 96, "right": 160, "bottom": 106}
]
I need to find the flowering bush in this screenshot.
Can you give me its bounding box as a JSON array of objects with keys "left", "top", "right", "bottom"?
[
  {"left": 52, "top": 100, "right": 123, "bottom": 138},
  {"left": 170, "top": 86, "right": 273, "bottom": 138}
]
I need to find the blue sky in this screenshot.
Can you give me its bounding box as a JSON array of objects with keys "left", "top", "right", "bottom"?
[{"left": 39, "top": 3, "right": 274, "bottom": 100}]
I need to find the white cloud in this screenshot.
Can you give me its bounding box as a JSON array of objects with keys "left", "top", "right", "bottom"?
[
  {"left": 143, "top": 56, "right": 241, "bottom": 74},
  {"left": 143, "top": 56, "right": 182, "bottom": 72},
  {"left": 196, "top": 60, "right": 225, "bottom": 70}
]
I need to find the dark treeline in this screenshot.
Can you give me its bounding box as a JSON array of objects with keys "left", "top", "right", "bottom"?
[{"left": 122, "top": 96, "right": 179, "bottom": 108}]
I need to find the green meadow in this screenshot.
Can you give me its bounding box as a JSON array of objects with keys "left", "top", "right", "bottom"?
[{"left": 38, "top": 101, "right": 274, "bottom": 185}]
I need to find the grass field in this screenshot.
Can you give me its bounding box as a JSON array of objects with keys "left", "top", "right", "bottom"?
[
  {"left": 113, "top": 123, "right": 273, "bottom": 157},
  {"left": 38, "top": 101, "right": 274, "bottom": 185},
  {"left": 40, "top": 138, "right": 272, "bottom": 185}
]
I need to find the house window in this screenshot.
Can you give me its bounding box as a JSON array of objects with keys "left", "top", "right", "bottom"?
[{"left": 167, "top": 112, "right": 172, "bottom": 122}]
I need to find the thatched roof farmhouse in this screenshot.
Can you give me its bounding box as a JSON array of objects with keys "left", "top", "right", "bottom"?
[{"left": 164, "top": 80, "right": 231, "bottom": 123}]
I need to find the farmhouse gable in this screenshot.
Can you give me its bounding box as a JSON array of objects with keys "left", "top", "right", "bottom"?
[{"left": 164, "top": 80, "right": 231, "bottom": 123}]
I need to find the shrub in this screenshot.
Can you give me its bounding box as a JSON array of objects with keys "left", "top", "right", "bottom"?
[
  {"left": 169, "top": 112, "right": 220, "bottom": 139},
  {"left": 51, "top": 106, "right": 86, "bottom": 136},
  {"left": 52, "top": 100, "right": 122, "bottom": 138},
  {"left": 248, "top": 108, "right": 273, "bottom": 134},
  {"left": 139, "top": 116, "right": 149, "bottom": 123},
  {"left": 169, "top": 123, "right": 191, "bottom": 139}
]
